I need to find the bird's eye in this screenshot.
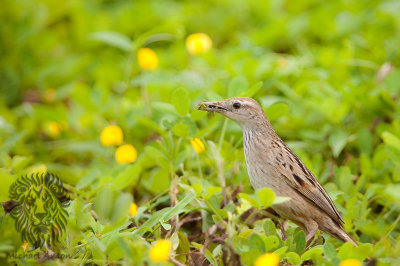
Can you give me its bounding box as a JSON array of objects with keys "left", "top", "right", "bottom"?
[{"left": 233, "top": 102, "right": 241, "bottom": 109}]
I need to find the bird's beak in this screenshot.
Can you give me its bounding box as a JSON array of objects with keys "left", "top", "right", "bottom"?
[{"left": 197, "top": 101, "right": 228, "bottom": 112}]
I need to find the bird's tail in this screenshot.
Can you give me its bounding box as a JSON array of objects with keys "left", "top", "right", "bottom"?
[
  {"left": 336, "top": 229, "right": 358, "bottom": 247},
  {"left": 322, "top": 221, "right": 358, "bottom": 246}
]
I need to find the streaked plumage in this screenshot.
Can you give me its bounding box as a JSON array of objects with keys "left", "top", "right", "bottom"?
[{"left": 198, "top": 97, "right": 357, "bottom": 246}]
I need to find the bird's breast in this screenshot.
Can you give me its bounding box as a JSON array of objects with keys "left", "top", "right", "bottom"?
[{"left": 242, "top": 130, "right": 282, "bottom": 192}]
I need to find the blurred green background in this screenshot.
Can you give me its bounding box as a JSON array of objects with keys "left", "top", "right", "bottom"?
[{"left": 1, "top": 0, "right": 400, "bottom": 265}]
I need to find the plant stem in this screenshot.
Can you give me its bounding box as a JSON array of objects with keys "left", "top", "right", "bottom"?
[
  {"left": 196, "top": 153, "right": 203, "bottom": 179},
  {"left": 218, "top": 118, "right": 228, "bottom": 150}
]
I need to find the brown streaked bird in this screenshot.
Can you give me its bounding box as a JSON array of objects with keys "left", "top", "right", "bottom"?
[{"left": 198, "top": 97, "right": 357, "bottom": 246}]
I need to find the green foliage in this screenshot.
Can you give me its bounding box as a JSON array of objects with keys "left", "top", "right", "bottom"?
[{"left": 1, "top": 0, "right": 400, "bottom": 265}]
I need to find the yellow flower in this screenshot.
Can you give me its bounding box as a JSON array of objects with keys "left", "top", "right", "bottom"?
[
  {"left": 129, "top": 202, "right": 138, "bottom": 216},
  {"left": 340, "top": 259, "right": 361, "bottom": 266},
  {"left": 185, "top": 33, "right": 212, "bottom": 55},
  {"left": 254, "top": 253, "right": 279, "bottom": 266},
  {"left": 190, "top": 138, "right": 205, "bottom": 154},
  {"left": 100, "top": 125, "right": 123, "bottom": 146},
  {"left": 44, "top": 121, "right": 61, "bottom": 138},
  {"left": 21, "top": 241, "right": 29, "bottom": 253},
  {"left": 149, "top": 239, "right": 172, "bottom": 262},
  {"left": 138, "top": 48, "right": 159, "bottom": 70},
  {"left": 115, "top": 144, "right": 137, "bottom": 164}
]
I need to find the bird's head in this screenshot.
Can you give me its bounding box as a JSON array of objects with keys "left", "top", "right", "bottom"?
[{"left": 197, "top": 97, "right": 267, "bottom": 127}]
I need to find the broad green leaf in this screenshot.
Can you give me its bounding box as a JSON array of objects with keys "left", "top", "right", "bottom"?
[
  {"left": 323, "top": 242, "right": 339, "bottom": 264},
  {"left": 0, "top": 169, "right": 14, "bottom": 201},
  {"left": 172, "top": 123, "right": 189, "bottom": 137},
  {"left": 263, "top": 236, "right": 280, "bottom": 251},
  {"left": 294, "top": 231, "right": 306, "bottom": 253},
  {"left": 89, "top": 31, "right": 132, "bottom": 51},
  {"left": 113, "top": 163, "right": 142, "bottom": 190},
  {"left": 273, "top": 246, "right": 288, "bottom": 256},
  {"left": 95, "top": 186, "right": 114, "bottom": 222},
  {"left": 382, "top": 131, "right": 400, "bottom": 151},
  {"left": 273, "top": 196, "right": 291, "bottom": 205},
  {"left": 329, "top": 129, "right": 348, "bottom": 157},
  {"left": 241, "top": 81, "right": 263, "bottom": 97},
  {"left": 115, "top": 237, "right": 134, "bottom": 263},
  {"left": 176, "top": 232, "right": 190, "bottom": 264},
  {"left": 263, "top": 220, "right": 277, "bottom": 236},
  {"left": 265, "top": 103, "right": 289, "bottom": 121},
  {"left": 337, "top": 243, "right": 373, "bottom": 261},
  {"left": 384, "top": 184, "right": 400, "bottom": 202},
  {"left": 249, "top": 234, "right": 265, "bottom": 253},
  {"left": 0, "top": 131, "right": 26, "bottom": 154},
  {"left": 301, "top": 246, "right": 323, "bottom": 261},
  {"left": 203, "top": 186, "right": 222, "bottom": 200},
  {"left": 284, "top": 252, "right": 301, "bottom": 265},
  {"left": 257, "top": 188, "right": 275, "bottom": 208},
  {"left": 136, "top": 116, "right": 166, "bottom": 135},
  {"left": 228, "top": 76, "right": 248, "bottom": 97},
  {"left": 111, "top": 193, "right": 132, "bottom": 224},
  {"left": 191, "top": 184, "right": 202, "bottom": 197},
  {"left": 171, "top": 87, "right": 190, "bottom": 116},
  {"left": 241, "top": 250, "right": 261, "bottom": 266},
  {"left": 144, "top": 146, "right": 169, "bottom": 168},
  {"left": 357, "top": 128, "right": 373, "bottom": 155},
  {"left": 238, "top": 193, "right": 260, "bottom": 209}
]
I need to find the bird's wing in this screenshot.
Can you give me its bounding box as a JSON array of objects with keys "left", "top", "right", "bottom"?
[{"left": 275, "top": 143, "right": 345, "bottom": 225}]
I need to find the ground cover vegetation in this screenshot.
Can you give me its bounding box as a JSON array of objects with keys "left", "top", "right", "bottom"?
[{"left": 0, "top": 0, "right": 400, "bottom": 265}]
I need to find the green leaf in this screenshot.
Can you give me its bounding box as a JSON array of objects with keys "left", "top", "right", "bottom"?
[
  {"left": 385, "top": 184, "right": 400, "bottom": 202},
  {"left": 273, "top": 196, "right": 291, "bottom": 205},
  {"left": 301, "top": 246, "right": 323, "bottom": 261},
  {"left": 265, "top": 103, "right": 290, "bottom": 121},
  {"left": 113, "top": 163, "right": 142, "bottom": 190},
  {"left": 111, "top": 193, "right": 132, "bottom": 224},
  {"left": 171, "top": 87, "right": 191, "bottom": 116},
  {"left": 357, "top": 128, "right": 373, "bottom": 155},
  {"left": 0, "top": 131, "right": 26, "bottom": 154},
  {"left": 257, "top": 188, "right": 275, "bottom": 208},
  {"left": 241, "top": 250, "right": 261, "bottom": 266},
  {"left": 132, "top": 208, "right": 170, "bottom": 236},
  {"left": 0, "top": 169, "right": 14, "bottom": 202},
  {"left": 249, "top": 234, "right": 265, "bottom": 253},
  {"left": 294, "top": 231, "right": 306, "bottom": 253},
  {"left": 329, "top": 129, "right": 348, "bottom": 157},
  {"left": 323, "top": 242, "right": 339, "bottom": 264},
  {"left": 228, "top": 76, "right": 248, "bottom": 97},
  {"left": 263, "top": 236, "right": 280, "bottom": 251},
  {"left": 136, "top": 116, "right": 166, "bottom": 135},
  {"left": 273, "top": 246, "right": 288, "bottom": 256},
  {"left": 241, "top": 81, "right": 263, "bottom": 97},
  {"left": 382, "top": 131, "right": 400, "bottom": 151},
  {"left": 163, "top": 191, "right": 196, "bottom": 221},
  {"left": 263, "top": 220, "right": 277, "bottom": 236},
  {"left": 337, "top": 243, "right": 373, "bottom": 261},
  {"left": 176, "top": 232, "right": 190, "bottom": 264},
  {"left": 89, "top": 31, "right": 132, "bottom": 51},
  {"left": 284, "top": 252, "right": 301, "bottom": 265},
  {"left": 172, "top": 123, "right": 190, "bottom": 137},
  {"left": 238, "top": 193, "right": 260, "bottom": 209},
  {"left": 160, "top": 220, "right": 171, "bottom": 230},
  {"left": 95, "top": 186, "right": 114, "bottom": 222},
  {"left": 144, "top": 146, "right": 169, "bottom": 168},
  {"left": 203, "top": 186, "right": 222, "bottom": 200}
]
